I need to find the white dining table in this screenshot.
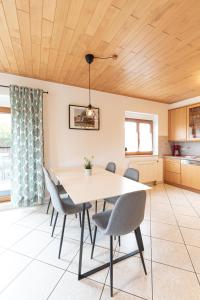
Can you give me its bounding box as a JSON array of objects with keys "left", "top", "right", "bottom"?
[{"left": 52, "top": 166, "right": 150, "bottom": 280}]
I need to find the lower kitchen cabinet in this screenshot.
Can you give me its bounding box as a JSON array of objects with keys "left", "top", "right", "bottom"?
[{"left": 181, "top": 160, "right": 200, "bottom": 190}]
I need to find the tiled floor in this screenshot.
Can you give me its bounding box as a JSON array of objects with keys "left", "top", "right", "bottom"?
[{"left": 0, "top": 183, "right": 200, "bottom": 299}]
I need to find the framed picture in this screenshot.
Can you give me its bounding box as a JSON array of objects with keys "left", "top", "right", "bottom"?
[{"left": 69, "top": 105, "right": 100, "bottom": 130}]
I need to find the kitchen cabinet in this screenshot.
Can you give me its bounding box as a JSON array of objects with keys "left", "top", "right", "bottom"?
[
  {"left": 164, "top": 158, "right": 181, "bottom": 184},
  {"left": 181, "top": 160, "right": 200, "bottom": 190},
  {"left": 168, "top": 107, "right": 187, "bottom": 141},
  {"left": 187, "top": 103, "right": 200, "bottom": 140}
]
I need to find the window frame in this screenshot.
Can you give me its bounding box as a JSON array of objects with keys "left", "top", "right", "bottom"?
[{"left": 125, "top": 118, "right": 153, "bottom": 156}]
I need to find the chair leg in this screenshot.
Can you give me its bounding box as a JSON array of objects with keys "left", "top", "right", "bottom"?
[
  {"left": 86, "top": 209, "right": 93, "bottom": 243},
  {"left": 51, "top": 212, "right": 58, "bottom": 237},
  {"left": 91, "top": 226, "right": 97, "bottom": 259},
  {"left": 58, "top": 215, "right": 66, "bottom": 259},
  {"left": 79, "top": 213, "right": 82, "bottom": 227},
  {"left": 46, "top": 197, "right": 51, "bottom": 214},
  {"left": 103, "top": 200, "right": 106, "bottom": 211},
  {"left": 110, "top": 236, "right": 113, "bottom": 297},
  {"left": 95, "top": 200, "right": 97, "bottom": 213},
  {"left": 134, "top": 227, "right": 144, "bottom": 251},
  {"left": 75, "top": 213, "right": 77, "bottom": 218},
  {"left": 118, "top": 236, "right": 121, "bottom": 246},
  {"left": 135, "top": 227, "right": 147, "bottom": 275},
  {"left": 50, "top": 207, "right": 55, "bottom": 226}
]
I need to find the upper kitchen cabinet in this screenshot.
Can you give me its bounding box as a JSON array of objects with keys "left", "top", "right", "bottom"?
[
  {"left": 168, "top": 107, "right": 187, "bottom": 141},
  {"left": 187, "top": 103, "right": 200, "bottom": 140}
]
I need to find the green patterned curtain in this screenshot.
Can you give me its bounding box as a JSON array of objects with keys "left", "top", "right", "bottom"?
[{"left": 10, "top": 85, "right": 44, "bottom": 207}]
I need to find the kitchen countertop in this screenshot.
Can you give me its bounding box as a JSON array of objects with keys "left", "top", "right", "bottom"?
[{"left": 163, "top": 155, "right": 200, "bottom": 161}]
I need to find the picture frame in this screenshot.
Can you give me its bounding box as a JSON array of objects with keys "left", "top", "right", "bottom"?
[{"left": 69, "top": 105, "right": 100, "bottom": 130}]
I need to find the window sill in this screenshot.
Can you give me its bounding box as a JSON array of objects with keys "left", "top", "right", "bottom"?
[{"left": 125, "top": 153, "right": 157, "bottom": 158}]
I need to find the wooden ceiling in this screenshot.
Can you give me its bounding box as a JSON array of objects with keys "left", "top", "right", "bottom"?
[{"left": 1, "top": 1, "right": 200, "bottom": 103}]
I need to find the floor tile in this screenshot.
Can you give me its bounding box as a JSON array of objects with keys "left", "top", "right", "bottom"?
[
  {"left": 115, "top": 233, "right": 151, "bottom": 260},
  {"left": 0, "top": 250, "right": 31, "bottom": 293},
  {"left": 68, "top": 243, "right": 110, "bottom": 283},
  {"left": 105, "top": 256, "right": 152, "bottom": 300},
  {"left": 151, "top": 210, "right": 177, "bottom": 225},
  {"left": 177, "top": 215, "right": 200, "bottom": 230},
  {"left": 0, "top": 260, "right": 63, "bottom": 300},
  {"left": 36, "top": 214, "right": 73, "bottom": 235},
  {"left": 37, "top": 237, "right": 80, "bottom": 269},
  {"left": 181, "top": 227, "right": 200, "bottom": 247},
  {"left": 11, "top": 230, "right": 52, "bottom": 258},
  {"left": 101, "top": 286, "right": 142, "bottom": 299},
  {"left": 57, "top": 219, "right": 90, "bottom": 242},
  {"left": 187, "top": 245, "right": 200, "bottom": 273},
  {"left": 152, "top": 238, "right": 193, "bottom": 271},
  {"left": 17, "top": 211, "right": 49, "bottom": 229},
  {"left": 173, "top": 205, "right": 198, "bottom": 217},
  {"left": 49, "top": 271, "right": 103, "bottom": 300},
  {"left": 153, "top": 262, "right": 200, "bottom": 300},
  {"left": 0, "top": 224, "right": 32, "bottom": 248},
  {"left": 151, "top": 221, "right": 183, "bottom": 243}
]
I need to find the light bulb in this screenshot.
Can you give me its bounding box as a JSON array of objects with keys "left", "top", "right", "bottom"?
[{"left": 86, "top": 105, "right": 95, "bottom": 118}]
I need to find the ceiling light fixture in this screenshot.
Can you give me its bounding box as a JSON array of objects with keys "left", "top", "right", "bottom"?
[{"left": 85, "top": 53, "right": 117, "bottom": 118}]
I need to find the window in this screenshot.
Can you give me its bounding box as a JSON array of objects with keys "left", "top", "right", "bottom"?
[{"left": 125, "top": 118, "right": 153, "bottom": 155}]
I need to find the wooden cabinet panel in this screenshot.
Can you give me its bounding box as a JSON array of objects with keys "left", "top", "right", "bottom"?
[
  {"left": 168, "top": 107, "right": 187, "bottom": 141},
  {"left": 165, "top": 158, "right": 180, "bottom": 173},
  {"left": 181, "top": 161, "right": 200, "bottom": 190},
  {"left": 165, "top": 171, "right": 181, "bottom": 184}
]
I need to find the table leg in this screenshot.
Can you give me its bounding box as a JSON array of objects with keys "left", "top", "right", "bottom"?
[{"left": 78, "top": 203, "right": 86, "bottom": 280}]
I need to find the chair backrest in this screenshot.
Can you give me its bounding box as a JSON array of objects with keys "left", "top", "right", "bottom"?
[
  {"left": 105, "top": 190, "right": 146, "bottom": 236},
  {"left": 123, "top": 167, "right": 139, "bottom": 181},
  {"left": 105, "top": 162, "right": 116, "bottom": 173},
  {"left": 43, "top": 167, "right": 65, "bottom": 214}
]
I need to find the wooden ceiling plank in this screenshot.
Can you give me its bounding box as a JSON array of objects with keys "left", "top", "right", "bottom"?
[
  {"left": 30, "top": 0, "right": 43, "bottom": 77},
  {"left": 67, "top": 0, "right": 99, "bottom": 54},
  {"left": 16, "top": 0, "right": 29, "bottom": 12},
  {"left": 43, "top": 0, "right": 57, "bottom": 22},
  {"left": 86, "top": 0, "right": 113, "bottom": 36},
  {"left": 46, "top": 0, "right": 70, "bottom": 79},
  {"left": 40, "top": 19, "right": 53, "bottom": 79},
  {"left": 0, "top": 3, "right": 18, "bottom": 73},
  {"left": 66, "top": 0, "right": 85, "bottom": 30},
  {"left": 0, "top": 39, "right": 10, "bottom": 71},
  {"left": 2, "top": 0, "right": 25, "bottom": 74},
  {"left": 17, "top": 10, "right": 32, "bottom": 75}
]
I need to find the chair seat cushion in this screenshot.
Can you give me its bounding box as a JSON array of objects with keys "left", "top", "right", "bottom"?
[
  {"left": 92, "top": 210, "right": 112, "bottom": 231},
  {"left": 62, "top": 197, "right": 92, "bottom": 215}
]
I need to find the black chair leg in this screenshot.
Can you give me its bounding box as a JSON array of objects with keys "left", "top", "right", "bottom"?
[
  {"left": 103, "top": 200, "right": 106, "bottom": 211},
  {"left": 58, "top": 215, "right": 66, "bottom": 259},
  {"left": 134, "top": 227, "right": 144, "bottom": 251},
  {"left": 51, "top": 212, "right": 58, "bottom": 237},
  {"left": 110, "top": 235, "right": 113, "bottom": 297},
  {"left": 79, "top": 213, "right": 82, "bottom": 227},
  {"left": 135, "top": 227, "right": 147, "bottom": 275},
  {"left": 118, "top": 236, "right": 121, "bottom": 246},
  {"left": 91, "top": 226, "right": 97, "bottom": 259},
  {"left": 95, "top": 200, "right": 97, "bottom": 213},
  {"left": 46, "top": 197, "right": 51, "bottom": 214},
  {"left": 86, "top": 209, "right": 93, "bottom": 243},
  {"left": 50, "top": 207, "right": 55, "bottom": 226}
]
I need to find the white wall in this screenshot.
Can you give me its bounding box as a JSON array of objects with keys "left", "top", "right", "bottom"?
[{"left": 0, "top": 72, "right": 169, "bottom": 173}]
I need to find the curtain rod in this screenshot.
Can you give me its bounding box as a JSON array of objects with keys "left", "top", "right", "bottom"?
[{"left": 0, "top": 84, "right": 48, "bottom": 94}]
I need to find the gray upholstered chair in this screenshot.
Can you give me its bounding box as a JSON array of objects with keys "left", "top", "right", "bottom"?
[
  {"left": 105, "top": 162, "right": 116, "bottom": 173},
  {"left": 95, "top": 162, "right": 116, "bottom": 213},
  {"left": 44, "top": 167, "right": 68, "bottom": 226},
  {"left": 103, "top": 167, "right": 139, "bottom": 211},
  {"left": 43, "top": 167, "right": 92, "bottom": 258},
  {"left": 91, "top": 190, "right": 147, "bottom": 297}
]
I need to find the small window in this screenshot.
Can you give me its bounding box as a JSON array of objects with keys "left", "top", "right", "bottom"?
[{"left": 125, "top": 118, "right": 153, "bottom": 155}]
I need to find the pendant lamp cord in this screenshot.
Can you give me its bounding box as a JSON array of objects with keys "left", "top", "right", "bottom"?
[{"left": 89, "top": 62, "right": 91, "bottom": 106}]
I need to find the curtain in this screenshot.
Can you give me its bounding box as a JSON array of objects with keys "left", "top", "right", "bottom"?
[{"left": 10, "top": 85, "right": 44, "bottom": 207}]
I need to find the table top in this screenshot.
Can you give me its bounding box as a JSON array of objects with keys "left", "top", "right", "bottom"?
[{"left": 52, "top": 167, "right": 150, "bottom": 205}]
